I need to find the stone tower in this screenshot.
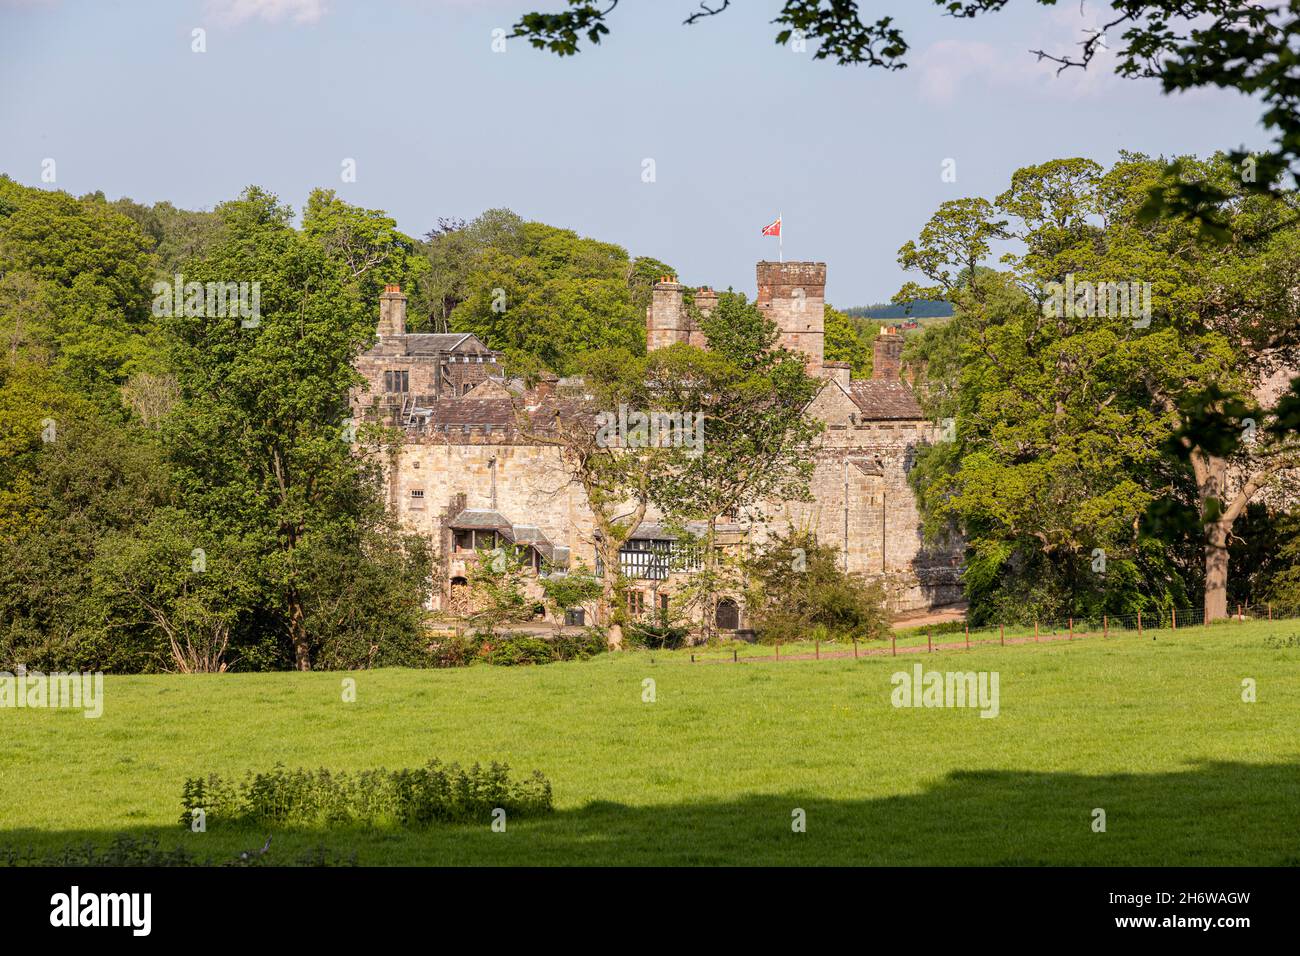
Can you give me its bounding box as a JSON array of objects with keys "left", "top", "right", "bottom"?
[
  {"left": 646, "top": 278, "right": 686, "bottom": 351},
  {"left": 756, "top": 261, "right": 825, "bottom": 374}
]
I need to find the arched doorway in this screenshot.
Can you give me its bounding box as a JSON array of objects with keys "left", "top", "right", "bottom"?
[{"left": 716, "top": 598, "right": 740, "bottom": 631}]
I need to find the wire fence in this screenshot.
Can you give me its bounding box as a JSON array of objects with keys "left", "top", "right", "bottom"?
[
  {"left": 954, "top": 602, "right": 1300, "bottom": 645},
  {"left": 684, "top": 602, "right": 1300, "bottom": 663}
]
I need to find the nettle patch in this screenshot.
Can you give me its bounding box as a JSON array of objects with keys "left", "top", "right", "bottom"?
[{"left": 180, "top": 760, "right": 553, "bottom": 831}]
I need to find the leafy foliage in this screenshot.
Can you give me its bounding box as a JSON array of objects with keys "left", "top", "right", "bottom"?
[
  {"left": 180, "top": 760, "right": 553, "bottom": 829},
  {"left": 743, "top": 531, "right": 890, "bottom": 644}
]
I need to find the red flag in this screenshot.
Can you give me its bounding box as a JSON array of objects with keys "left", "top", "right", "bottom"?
[{"left": 760, "top": 216, "right": 781, "bottom": 237}]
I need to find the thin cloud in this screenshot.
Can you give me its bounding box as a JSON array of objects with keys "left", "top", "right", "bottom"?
[{"left": 205, "top": 0, "right": 327, "bottom": 26}]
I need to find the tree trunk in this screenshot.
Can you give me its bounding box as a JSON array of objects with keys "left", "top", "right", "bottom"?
[
  {"left": 289, "top": 596, "right": 311, "bottom": 671},
  {"left": 699, "top": 519, "right": 719, "bottom": 643},
  {"left": 1204, "top": 519, "right": 1230, "bottom": 623},
  {"left": 596, "top": 533, "right": 622, "bottom": 649}
]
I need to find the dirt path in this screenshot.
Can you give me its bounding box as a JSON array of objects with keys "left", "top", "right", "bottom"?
[{"left": 890, "top": 603, "right": 969, "bottom": 631}]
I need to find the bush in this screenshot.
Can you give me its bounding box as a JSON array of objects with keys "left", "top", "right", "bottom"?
[
  {"left": 744, "top": 531, "right": 891, "bottom": 644},
  {"left": 625, "top": 621, "right": 690, "bottom": 649},
  {"left": 179, "top": 760, "right": 553, "bottom": 830},
  {"left": 481, "top": 634, "right": 557, "bottom": 666},
  {"left": 438, "top": 628, "right": 610, "bottom": 666}
]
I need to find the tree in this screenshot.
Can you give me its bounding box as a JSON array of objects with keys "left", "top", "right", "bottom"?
[
  {"left": 743, "top": 530, "right": 890, "bottom": 644},
  {"left": 511, "top": 347, "right": 680, "bottom": 648},
  {"left": 165, "top": 186, "right": 429, "bottom": 670},
  {"left": 823, "top": 303, "right": 873, "bottom": 376},
  {"left": 539, "top": 559, "right": 603, "bottom": 625},
  {"left": 901, "top": 153, "right": 1300, "bottom": 623},
  {"left": 0, "top": 404, "right": 172, "bottom": 672},
  {"left": 447, "top": 220, "right": 659, "bottom": 374},
  {"left": 466, "top": 544, "right": 538, "bottom": 639},
  {"left": 645, "top": 293, "right": 824, "bottom": 639},
  {"left": 512, "top": 2, "right": 1300, "bottom": 225},
  {"left": 90, "top": 509, "right": 259, "bottom": 673},
  {"left": 0, "top": 176, "right": 160, "bottom": 408}
]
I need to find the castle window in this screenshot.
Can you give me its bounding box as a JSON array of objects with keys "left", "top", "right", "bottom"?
[
  {"left": 384, "top": 370, "right": 409, "bottom": 393},
  {"left": 409, "top": 489, "right": 425, "bottom": 509}
]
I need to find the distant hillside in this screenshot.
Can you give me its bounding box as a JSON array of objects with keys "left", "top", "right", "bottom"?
[{"left": 847, "top": 300, "right": 954, "bottom": 320}]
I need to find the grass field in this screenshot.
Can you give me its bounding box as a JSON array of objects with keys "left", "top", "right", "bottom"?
[{"left": 2, "top": 618, "right": 1299, "bottom": 866}]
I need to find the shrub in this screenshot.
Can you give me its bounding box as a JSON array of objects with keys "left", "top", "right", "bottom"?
[
  {"left": 179, "top": 760, "right": 553, "bottom": 830},
  {"left": 625, "top": 620, "right": 690, "bottom": 649},
  {"left": 744, "top": 531, "right": 891, "bottom": 644},
  {"left": 449, "top": 628, "right": 610, "bottom": 666}
]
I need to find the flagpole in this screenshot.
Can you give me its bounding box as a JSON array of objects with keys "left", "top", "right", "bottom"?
[{"left": 779, "top": 211, "right": 783, "bottom": 263}]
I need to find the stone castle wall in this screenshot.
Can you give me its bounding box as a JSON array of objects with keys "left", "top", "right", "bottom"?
[{"left": 357, "top": 261, "right": 965, "bottom": 623}]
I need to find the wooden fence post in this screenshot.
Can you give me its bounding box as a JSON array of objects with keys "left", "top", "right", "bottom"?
[
  {"left": 1172, "top": 608, "right": 1177, "bottom": 631},
  {"left": 1138, "top": 611, "right": 1142, "bottom": 638},
  {"left": 1000, "top": 623, "right": 1004, "bottom": 646},
  {"left": 1238, "top": 603, "right": 1243, "bottom": 622},
  {"left": 1103, "top": 614, "right": 1108, "bottom": 639},
  {"left": 891, "top": 634, "right": 896, "bottom": 657},
  {"left": 1034, "top": 619, "right": 1039, "bottom": 642},
  {"left": 927, "top": 631, "right": 933, "bottom": 653},
  {"left": 815, "top": 639, "right": 820, "bottom": 660},
  {"left": 853, "top": 637, "right": 859, "bottom": 659},
  {"left": 965, "top": 624, "right": 970, "bottom": 650},
  {"left": 1068, "top": 618, "right": 1073, "bottom": 640}
]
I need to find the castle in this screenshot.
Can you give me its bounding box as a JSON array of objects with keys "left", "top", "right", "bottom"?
[{"left": 351, "top": 261, "right": 963, "bottom": 629}]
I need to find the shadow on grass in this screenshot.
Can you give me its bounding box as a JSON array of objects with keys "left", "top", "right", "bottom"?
[{"left": 4, "top": 759, "right": 1299, "bottom": 866}]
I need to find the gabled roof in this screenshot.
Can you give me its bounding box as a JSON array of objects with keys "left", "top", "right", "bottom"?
[
  {"left": 847, "top": 380, "right": 925, "bottom": 420},
  {"left": 449, "top": 509, "right": 513, "bottom": 531},
  {"left": 449, "top": 512, "right": 560, "bottom": 562},
  {"left": 402, "top": 332, "right": 498, "bottom": 355}
]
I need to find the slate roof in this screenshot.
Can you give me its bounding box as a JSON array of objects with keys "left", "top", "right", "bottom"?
[
  {"left": 401, "top": 333, "right": 484, "bottom": 354},
  {"left": 424, "top": 399, "right": 515, "bottom": 427},
  {"left": 448, "top": 509, "right": 513, "bottom": 531},
  {"left": 847, "top": 380, "right": 925, "bottom": 420}
]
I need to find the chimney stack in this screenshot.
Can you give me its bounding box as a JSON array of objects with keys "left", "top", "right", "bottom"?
[
  {"left": 872, "top": 326, "right": 904, "bottom": 380},
  {"left": 378, "top": 284, "right": 408, "bottom": 337},
  {"left": 821, "top": 360, "right": 851, "bottom": 386}
]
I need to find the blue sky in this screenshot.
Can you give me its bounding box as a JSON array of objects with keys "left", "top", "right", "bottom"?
[{"left": 0, "top": 0, "right": 1268, "bottom": 305}]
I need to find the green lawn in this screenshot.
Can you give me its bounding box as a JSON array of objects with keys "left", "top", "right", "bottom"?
[{"left": 2, "top": 618, "right": 1298, "bottom": 865}]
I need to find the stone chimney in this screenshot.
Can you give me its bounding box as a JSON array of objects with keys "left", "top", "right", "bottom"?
[
  {"left": 378, "top": 284, "right": 407, "bottom": 337},
  {"left": 872, "top": 326, "right": 904, "bottom": 380},
  {"left": 756, "top": 261, "right": 826, "bottom": 374},
  {"left": 533, "top": 371, "right": 558, "bottom": 402},
  {"left": 821, "top": 360, "right": 851, "bottom": 386}
]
